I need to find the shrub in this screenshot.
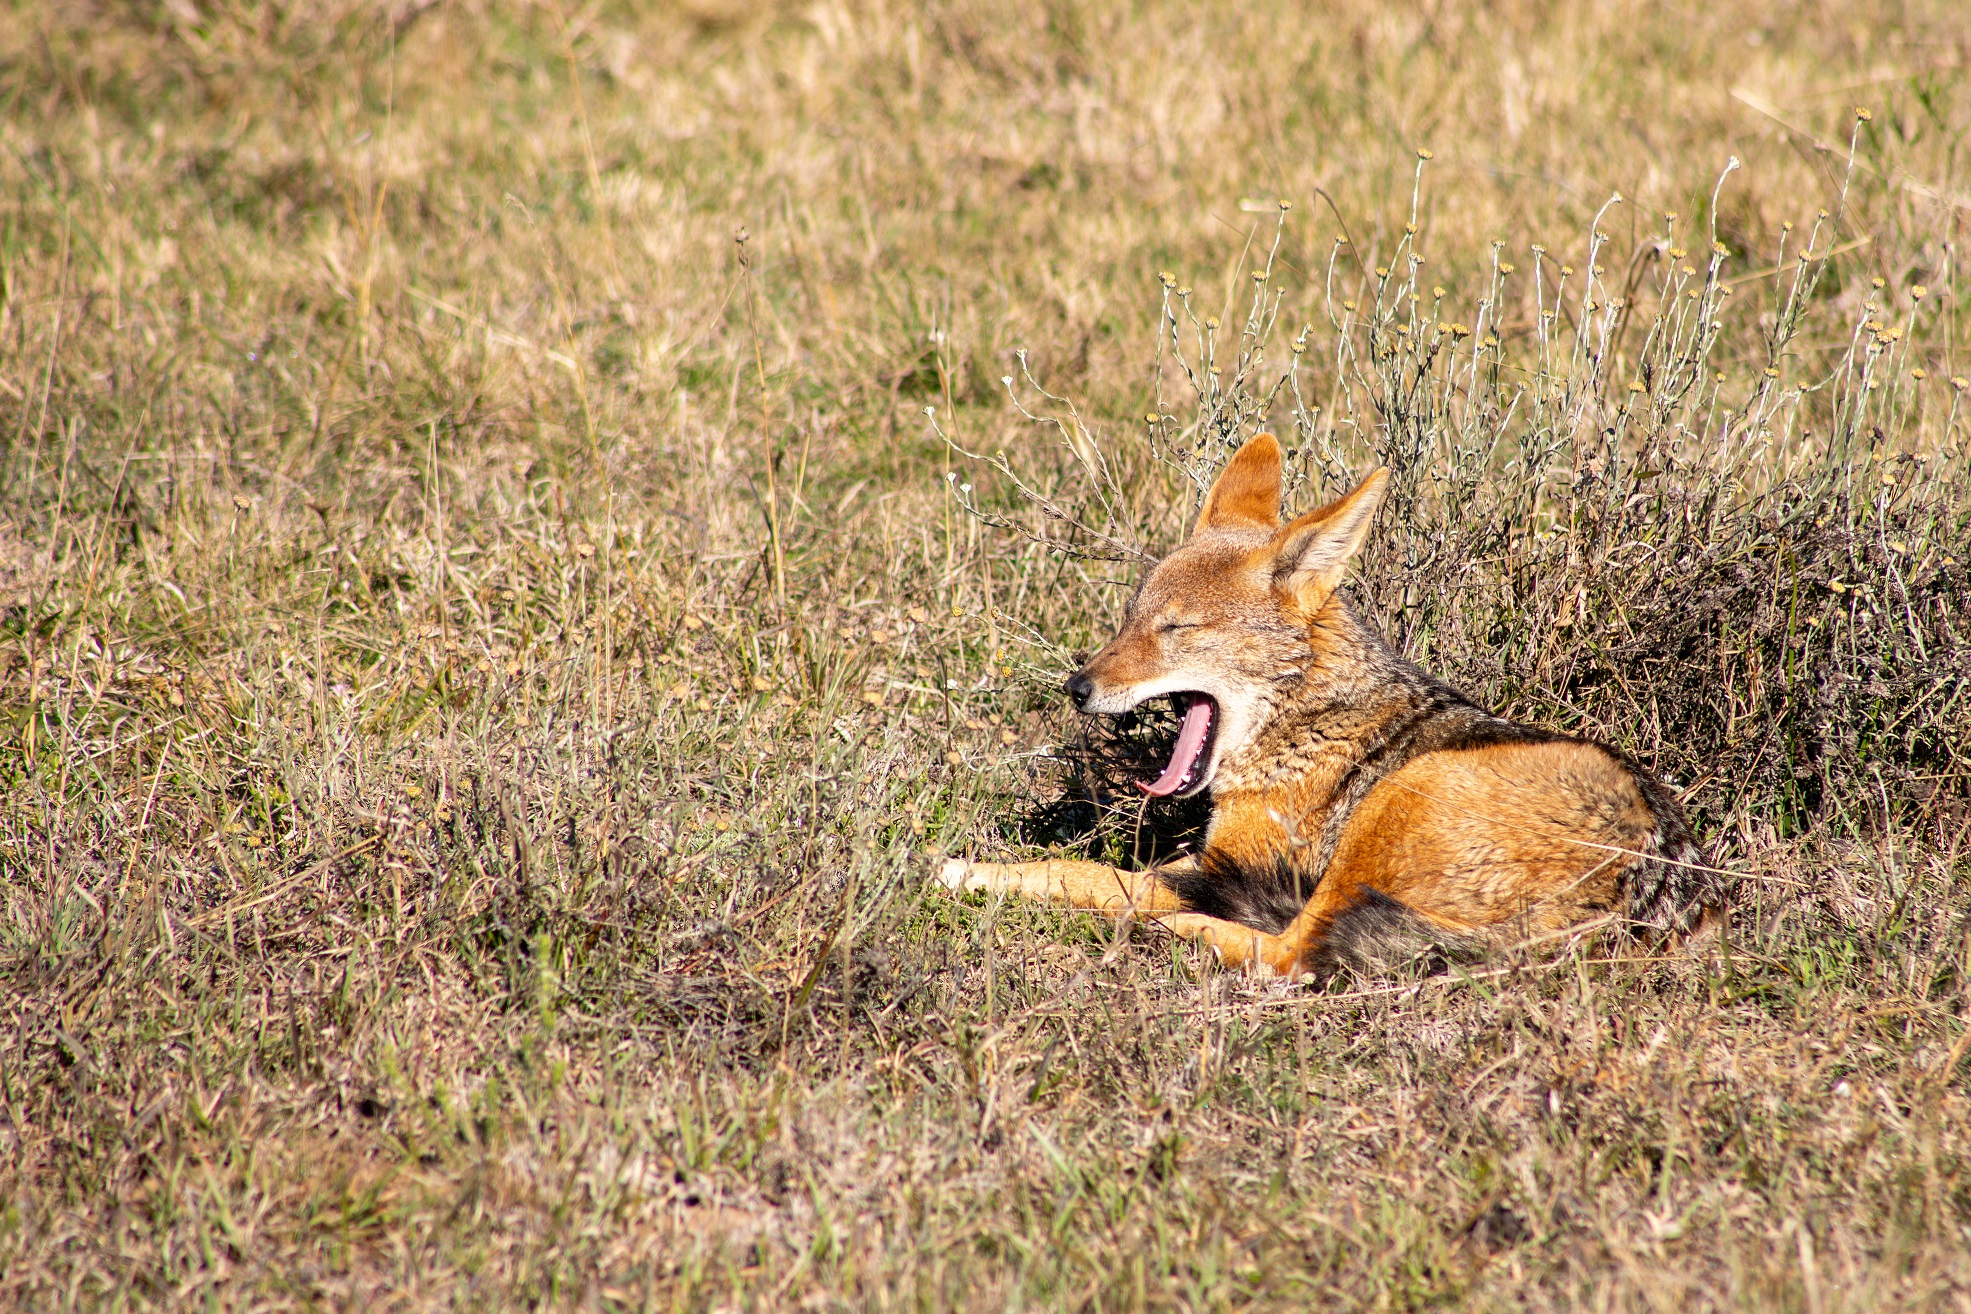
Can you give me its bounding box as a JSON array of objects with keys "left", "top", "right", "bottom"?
[{"left": 946, "top": 150, "right": 1971, "bottom": 862}]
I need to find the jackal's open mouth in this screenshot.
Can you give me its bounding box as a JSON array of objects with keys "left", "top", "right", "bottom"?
[{"left": 1138, "top": 693, "right": 1218, "bottom": 797}]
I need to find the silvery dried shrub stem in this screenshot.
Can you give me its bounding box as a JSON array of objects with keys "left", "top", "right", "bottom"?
[{"left": 943, "top": 126, "right": 1968, "bottom": 848}]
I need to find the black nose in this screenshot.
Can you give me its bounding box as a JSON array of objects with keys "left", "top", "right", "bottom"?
[{"left": 1064, "top": 671, "right": 1095, "bottom": 710}]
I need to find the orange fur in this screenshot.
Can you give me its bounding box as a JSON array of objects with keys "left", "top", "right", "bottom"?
[{"left": 940, "top": 435, "right": 1719, "bottom": 980}]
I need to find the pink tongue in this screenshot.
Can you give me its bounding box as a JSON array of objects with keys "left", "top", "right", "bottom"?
[{"left": 1138, "top": 698, "right": 1213, "bottom": 796}]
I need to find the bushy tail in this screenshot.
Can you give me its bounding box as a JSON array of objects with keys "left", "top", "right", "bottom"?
[{"left": 1305, "top": 888, "right": 1487, "bottom": 980}]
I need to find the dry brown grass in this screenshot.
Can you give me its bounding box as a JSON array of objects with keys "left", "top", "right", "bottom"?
[{"left": 3, "top": 1, "right": 1970, "bottom": 1308}]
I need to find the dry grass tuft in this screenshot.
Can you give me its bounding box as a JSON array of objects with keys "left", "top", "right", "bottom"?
[{"left": 2, "top": 2, "right": 1969, "bottom": 1308}]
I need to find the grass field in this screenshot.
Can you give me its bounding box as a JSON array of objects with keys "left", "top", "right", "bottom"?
[{"left": 4, "top": 1, "right": 1971, "bottom": 1308}]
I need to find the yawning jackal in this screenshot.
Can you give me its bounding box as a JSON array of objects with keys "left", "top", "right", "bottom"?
[{"left": 939, "top": 433, "right": 1720, "bottom": 980}]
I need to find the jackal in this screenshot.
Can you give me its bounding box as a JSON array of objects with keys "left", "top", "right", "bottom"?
[{"left": 938, "top": 433, "right": 1720, "bottom": 980}]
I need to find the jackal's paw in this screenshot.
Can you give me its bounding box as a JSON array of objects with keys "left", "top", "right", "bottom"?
[{"left": 935, "top": 857, "right": 972, "bottom": 891}]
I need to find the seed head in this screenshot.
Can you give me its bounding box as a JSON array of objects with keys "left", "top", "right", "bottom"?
[
  {"left": 1854, "top": 106, "right": 1872, "bottom": 122},
  {"left": 1911, "top": 285, "right": 1928, "bottom": 300},
  {"left": 1498, "top": 263, "right": 1515, "bottom": 275},
  {"left": 1416, "top": 147, "right": 1433, "bottom": 160}
]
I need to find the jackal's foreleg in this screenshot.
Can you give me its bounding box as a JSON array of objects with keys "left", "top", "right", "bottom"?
[
  {"left": 936, "top": 857, "right": 1192, "bottom": 914},
  {"left": 939, "top": 858, "right": 1319, "bottom": 978},
  {"left": 1149, "top": 913, "right": 1305, "bottom": 977}
]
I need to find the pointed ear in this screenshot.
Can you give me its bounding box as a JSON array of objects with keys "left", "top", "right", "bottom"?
[
  {"left": 1270, "top": 468, "right": 1389, "bottom": 607},
  {"left": 1194, "top": 434, "right": 1284, "bottom": 535}
]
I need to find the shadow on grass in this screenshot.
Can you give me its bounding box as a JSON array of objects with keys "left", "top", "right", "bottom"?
[{"left": 1015, "top": 701, "right": 1213, "bottom": 866}]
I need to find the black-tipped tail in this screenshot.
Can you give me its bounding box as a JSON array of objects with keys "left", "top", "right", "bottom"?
[{"left": 1305, "top": 888, "right": 1485, "bottom": 980}]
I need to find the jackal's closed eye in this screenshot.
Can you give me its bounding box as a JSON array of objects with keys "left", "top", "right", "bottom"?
[{"left": 1158, "top": 619, "right": 1197, "bottom": 633}]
